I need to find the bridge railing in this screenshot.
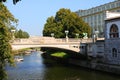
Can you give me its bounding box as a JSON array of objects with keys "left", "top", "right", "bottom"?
[
  {"left": 55, "top": 38, "right": 92, "bottom": 43},
  {"left": 12, "top": 38, "right": 93, "bottom": 44}
]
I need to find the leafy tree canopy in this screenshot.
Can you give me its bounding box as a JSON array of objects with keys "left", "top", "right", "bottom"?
[
  {"left": 9, "top": 26, "right": 30, "bottom": 38},
  {"left": 43, "top": 8, "right": 91, "bottom": 38},
  {"left": 15, "top": 29, "right": 30, "bottom": 38},
  {"left": 0, "top": 0, "right": 21, "bottom": 4},
  {"left": 0, "top": 3, "right": 17, "bottom": 79}
]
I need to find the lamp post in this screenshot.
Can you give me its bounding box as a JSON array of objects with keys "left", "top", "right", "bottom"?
[
  {"left": 51, "top": 33, "right": 54, "bottom": 38},
  {"left": 76, "top": 33, "right": 79, "bottom": 39},
  {"left": 93, "top": 30, "right": 99, "bottom": 43},
  {"left": 65, "top": 30, "right": 69, "bottom": 42},
  {"left": 93, "top": 33, "right": 96, "bottom": 43},
  {"left": 94, "top": 30, "right": 99, "bottom": 38}
]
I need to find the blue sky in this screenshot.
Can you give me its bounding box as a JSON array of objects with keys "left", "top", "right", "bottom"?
[{"left": 4, "top": 0, "right": 114, "bottom": 36}]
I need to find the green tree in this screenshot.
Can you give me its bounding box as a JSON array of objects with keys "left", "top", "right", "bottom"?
[
  {"left": 43, "top": 16, "right": 63, "bottom": 38},
  {"left": 15, "top": 29, "right": 29, "bottom": 38},
  {"left": 0, "top": 3, "right": 17, "bottom": 79},
  {"left": 22, "top": 31, "right": 29, "bottom": 38},
  {"left": 8, "top": 26, "right": 30, "bottom": 38},
  {"left": 0, "top": 0, "right": 21, "bottom": 4},
  {"left": 43, "top": 8, "right": 91, "bottom": 38}
]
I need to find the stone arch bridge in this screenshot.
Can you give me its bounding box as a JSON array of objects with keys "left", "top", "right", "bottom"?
[{"left": 11, "top": 37, "right": 92, "bottom": 53}]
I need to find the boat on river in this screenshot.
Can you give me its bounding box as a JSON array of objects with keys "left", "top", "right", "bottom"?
[{"left": 14, "top": 56, "right": 24, "bottom": 62}]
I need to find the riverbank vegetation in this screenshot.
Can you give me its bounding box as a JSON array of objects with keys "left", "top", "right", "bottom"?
[
  {"left": 13, "top": 48, "right": 32, "bottom": 54},
  {"left": 12, "top": 48, "right": 31, "bottom": 54},
  {"left": 0, "top": 1, "right": 30, "bottom": 79},
  {"left": 0, "top": 3, "right": 17, "bottom": 80},
  {"left": 12, "top": 47, "right": 41, "bottom": 55},
  {"left": 51, "top": 52, "right": 68, "bottom": 58}
]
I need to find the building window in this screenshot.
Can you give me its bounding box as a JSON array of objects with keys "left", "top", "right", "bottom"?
[
  {"left": 112, "top": 48, "right": 117, "bottom": 58},
  {"left": 110, "top": 24, "right": 119, "bottom": 38}
]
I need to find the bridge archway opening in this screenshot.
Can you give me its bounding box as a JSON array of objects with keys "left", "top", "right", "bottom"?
[
  {"left": 41, "top": 47, "right": 86, "bottom": 60},
  {"left": 41, "top": 47, "right": 79, "bottom": 54}
]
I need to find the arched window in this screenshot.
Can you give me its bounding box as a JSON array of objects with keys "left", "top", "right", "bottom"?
[
  {"left": 110, "top": 24, "right": 119, "bottom": 38},
  {"left": 112, "top": 48, "right": 117, "bottom": 58}
]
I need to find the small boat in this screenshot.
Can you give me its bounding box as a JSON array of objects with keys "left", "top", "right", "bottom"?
[{"left": 14, "top": 56, "right": 24, "bottom": 62}]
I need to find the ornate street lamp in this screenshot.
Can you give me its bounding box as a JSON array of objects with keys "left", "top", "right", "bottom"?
[
  {"left": 65, "top": 30, "right": 69, "bottom": 38},
  {"left": 76, "top": 33, "right": 79, "bottom": 39},
  {"left": 93, "top": 30, "right": 99, "bottom": 43},
  {"left": 94, "top": 30, "right": 99, "bottom": 38}
]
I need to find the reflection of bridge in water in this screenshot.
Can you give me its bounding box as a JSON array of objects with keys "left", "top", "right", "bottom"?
[{"left": 11, "top": 37, "right": 92, "bottom": 53}]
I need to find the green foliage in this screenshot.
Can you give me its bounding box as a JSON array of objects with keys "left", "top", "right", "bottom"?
[
  {"left": 43, "top": 8, "right": 91, "bottom": 38},
  {"left": 0, "top": 3, "right": 17, "bottom": 79},
  {"left": 0, "top": 0, "right": 21, "bottom": 4},
  {"left": 15, "top": 29, "right": 29, "bottom": 38},
  {"left": 51, "top": 52, "right": 67, "bottom": 58},
  {"left": 9, "top": 26, "right": 30, "bottom": 38}
]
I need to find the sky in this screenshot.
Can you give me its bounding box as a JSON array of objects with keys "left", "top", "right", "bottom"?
[{"left": 4, "top": 0, "right": 114, "bottom": 36}]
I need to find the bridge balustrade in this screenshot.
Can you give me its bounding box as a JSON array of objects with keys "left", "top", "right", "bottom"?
[
  {"left": 11, "top": 37, "right": 104, "bottom": 53},
  {"left": 12, "top": 37, "right": 93, "bottom": 45}
]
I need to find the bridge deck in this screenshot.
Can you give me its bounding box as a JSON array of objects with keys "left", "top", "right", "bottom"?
[{"left": 11, "top": 37, "right": 93, "bottom": 53}]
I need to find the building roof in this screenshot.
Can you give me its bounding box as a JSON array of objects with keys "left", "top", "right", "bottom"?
[
  {"left": 105, "top": 11, "right": 120, "bottom": 20},
  {"left": 75, "top": 0, "right": 120, "bottom": 16}
]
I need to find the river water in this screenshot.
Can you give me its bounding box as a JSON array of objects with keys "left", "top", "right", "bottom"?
[{"left": 6, "top": 51, "right": 120, "bottom": 80}]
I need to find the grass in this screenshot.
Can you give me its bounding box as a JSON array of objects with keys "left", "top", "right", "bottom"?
[{"left": 51, "top": 52, "right": 67, "bottom": 58}]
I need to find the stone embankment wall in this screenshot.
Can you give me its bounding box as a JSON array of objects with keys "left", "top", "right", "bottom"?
[{"left": 69, "top": 59, "right": 120, "bottom": 75}]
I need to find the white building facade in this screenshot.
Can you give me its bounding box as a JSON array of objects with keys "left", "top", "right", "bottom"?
[
  {"left": 76, "top": 0, "right": 120, "bottom": 37},
  {"left": 79, "top": 11, "right": 120, "bottom": 65},
  {"left": 105, "top": 14, "right": 120, "bottom": 65}
]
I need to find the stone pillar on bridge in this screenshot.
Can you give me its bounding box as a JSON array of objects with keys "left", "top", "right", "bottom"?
[
  {"left": 66, "top": 36, "right": 69, "bottom": 43},
  {"left": 65, "top": 30, "right": 69, "bottom": 43}
]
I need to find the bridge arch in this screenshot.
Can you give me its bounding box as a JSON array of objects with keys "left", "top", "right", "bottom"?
[
  {"left": 11, "top": 37, "right": 92, "bottom": 53},
  {"left": 12, "top": 44, "right": 80, "bottom": 53}
]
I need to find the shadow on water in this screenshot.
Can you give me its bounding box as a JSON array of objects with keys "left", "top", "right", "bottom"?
[
  {"left": 5, "top": 51, "right": 120, "bottom": 80},
  {"left": 42, "top": 58, "right": 120, "bottom": 80}
]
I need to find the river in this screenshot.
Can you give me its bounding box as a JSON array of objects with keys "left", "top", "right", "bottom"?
[{"left": 6, "top": 51, "right": 120, "bottom": 80}]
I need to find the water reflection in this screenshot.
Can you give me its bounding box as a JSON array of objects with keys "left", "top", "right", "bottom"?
[
  {"left": 6, "top": 51, "right": 120, "bottom": 80},
  {"left": 6, "top": 52, "right": 46, "bottom": 80}
]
